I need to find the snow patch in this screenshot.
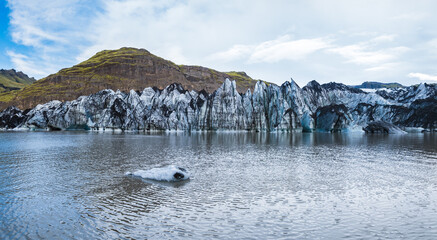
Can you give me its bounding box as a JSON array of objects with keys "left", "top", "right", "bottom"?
[{"left": 361, "top": 88, "right": 392, "bottom": 93}]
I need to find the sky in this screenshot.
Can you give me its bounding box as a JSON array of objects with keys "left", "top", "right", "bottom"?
[{"left": 1, "top": 0, "right": 437, "bottom": 87}]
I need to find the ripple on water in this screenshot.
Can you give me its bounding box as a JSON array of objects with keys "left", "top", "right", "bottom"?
[{"left": 1, "top": 132, "right": 437, "bottom": 239}]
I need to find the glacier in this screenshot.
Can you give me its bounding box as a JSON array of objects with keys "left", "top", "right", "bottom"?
[{"left": 0, "top": 79, "right": 436, "bottom": 132}]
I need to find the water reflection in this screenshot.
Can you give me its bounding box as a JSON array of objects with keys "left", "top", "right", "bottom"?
[{"left": 0, "top": 131, "right": 436, "bottom": 239}]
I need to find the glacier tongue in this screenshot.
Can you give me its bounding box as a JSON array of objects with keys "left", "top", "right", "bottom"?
[{"left": 1, "top": 79, "right": 436, "bottom": 132}]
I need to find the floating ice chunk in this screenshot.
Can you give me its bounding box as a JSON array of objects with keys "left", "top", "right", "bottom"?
[
  {"left": 126, "top": 165, "right": 190, "bottom": 182},
  {"left": 363, "top": 121, "right": 407, "bottom": 134}
]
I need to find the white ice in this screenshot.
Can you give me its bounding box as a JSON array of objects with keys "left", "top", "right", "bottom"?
[{"left": 126, "top": 165, "right": 190, "bottom": 182}]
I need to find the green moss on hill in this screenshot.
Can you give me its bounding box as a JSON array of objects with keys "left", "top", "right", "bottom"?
[
  {"left": 0, "top": 69, "right": 35, "bottom": 92},
  {"left": 0, "top": 47, "right": 266, "bottom": 110}
]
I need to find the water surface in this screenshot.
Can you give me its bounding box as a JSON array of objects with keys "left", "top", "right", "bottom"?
[{"left": 1, "top": 131, "right": 436, "bottom": 239}]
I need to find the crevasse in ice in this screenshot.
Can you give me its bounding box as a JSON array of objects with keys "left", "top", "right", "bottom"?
[{"left": 1, "top": 79, "right": 436, "bottom": 131}]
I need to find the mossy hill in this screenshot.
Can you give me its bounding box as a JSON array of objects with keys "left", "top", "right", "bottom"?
[
  {"left": 353, "top": 81, "right": 404, "bottom": 89},
  {"left": 0, "top": 47, "right": 265, "bottom": 110},
  {"left": 0, "top": 69, "right": 35, "bottom": 92}
]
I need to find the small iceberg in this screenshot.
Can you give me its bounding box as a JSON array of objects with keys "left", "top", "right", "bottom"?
[
  {"left": 126, "top": 165, "right": 190, "bottom": 182},
  {"left": 363, "top": 121, "right": 407, "bottom": 134}
]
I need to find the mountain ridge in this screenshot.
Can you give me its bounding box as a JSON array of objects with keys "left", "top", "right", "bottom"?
[
  {"left": 353, "top": 81, "right": 404, "bottom": 89},
  {"left": 0, "top": 69, "right": 35, "bottom": 92},
  {"left": 0, "top": 47, "right": 265, "bottom": 110}
]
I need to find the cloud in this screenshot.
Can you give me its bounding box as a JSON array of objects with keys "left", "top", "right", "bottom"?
[
  {"left": 211, "top": 33, "right": 407, "bottom": 70},
  {"left": 391, "top": 13, "right": 427, "bottom": 21},
  {"left": 6, "top": 51, "right": 47, "bottom": 76},
  {"left": 425, "top": 38, "right": 437, "bottom": 56},
  {"left": 208, "top": 45, "right": 254, "bottom": 62},
  {"left": 159, "top": 46, "right": 190, "bottom": 64},
  {"left": 7, "top": 0, "right": 91, "bottom": 49},
  {"left": 369, "top": 34, "right": 396, "bottom": 43},
  {"left": 429, "top": 38, "right": 437, "bottom": 47},
  {"left": 408, "top": 72, "right": 437, "bottom": 82},
  {"left": 210, "top": 35, "right": 331, "bottom": 63},
  {"left": 6, "top": 0, "right": 98, "bottom": 77},
  {"left": 327, "top": 39, "right": 409, "bottom": 65},
  {"left": 4, "top": 0, "right": 437, "bottom": 86},
  {"left": 328, "top": 44, "right": 390, "bottom": 65},
  {"left": 365, "top": 63, "right": 400, "bottom": 72},
  {"left": 249, "top": 36, "right": 331, "bottom": 63},
  {"left": 74, "top": 0, "right": 201, "bottom": 63}
]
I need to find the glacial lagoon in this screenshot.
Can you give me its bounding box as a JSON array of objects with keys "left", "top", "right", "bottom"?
[{"left": 1, "top": 131, "right": 437, "bottom": 239}]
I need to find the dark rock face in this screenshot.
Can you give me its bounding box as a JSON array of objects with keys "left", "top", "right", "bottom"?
[
  {"left": 315, "top": 104, "right": 352, "bottom": 132},
  {"left": 321, "top": 82, "right": 364, "bottom": 94},
  {"left": 399, "top": 98, "right": 437, "bottom": 129},
  {"left": 363, "top": 121, "right": 406, "bottom": 134},
  {"left": 0, "top": 106, "right": 26, "bottom": 129},
  {"left": 0, "top": 79, "right": 435, "bottom": 132},
  {"left": 0, "top": 69, "right": 35, "bottom": 82}
]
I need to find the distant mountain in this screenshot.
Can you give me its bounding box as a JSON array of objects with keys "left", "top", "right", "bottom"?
[
  {"left": 0, "top": 47, "right": 265, "bottom": 110},
  {"left": 0, "top": 69, "right": 35, "bottom": 92},
  {"left": 353, "top": 81, "right": 404, "bottom": 89}
]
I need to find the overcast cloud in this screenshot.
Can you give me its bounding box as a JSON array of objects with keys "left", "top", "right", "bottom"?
[{"left": 4, "top": 0, "right": 437, "bottom": 86}]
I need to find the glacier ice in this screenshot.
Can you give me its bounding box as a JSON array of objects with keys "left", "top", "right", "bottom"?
[
  {"left": 1, "top": 78, "right": 436, "bottom": 132},
  {"left": 126, "top": 165, "right": 190, "bottom": 182},
  {"left": 363, "top": 121, "right": 407, "bottom": 134}
]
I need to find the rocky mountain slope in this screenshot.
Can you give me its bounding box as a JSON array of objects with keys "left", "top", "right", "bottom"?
[
  {"left": 0, "top": 69, "right": 35, "bottom": 92},
  {"left": 353, "top": 81, "right": 404, "bottom": 89},
  {"left": 1, "top": 79, "right": 435, "bottom": 132},
  {"left": 0, "top": 47, "right": 263, "bottom": 110}
]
